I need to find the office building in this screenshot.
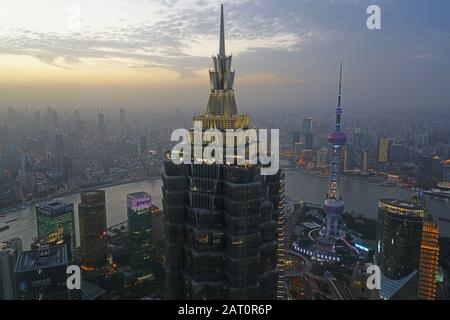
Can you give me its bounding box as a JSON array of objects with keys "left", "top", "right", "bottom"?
[
  {"left": 0, "top": 238, "right": 22, "bottom": 300},
  {"left": 377, "top": 198, "right": 440, "bottom": 299},
  {"left": 418, "top": 218, "right": 440, "bottom": 300},
  {"left": 127, "top": 192, "right": 154, "bottom": 282},
  {"left": 162, "top": 5, "right": 281, "bottom": 300},
  {"left": 79, "top": 190, "right": 108, "bottom": 274},
  {"left": 378, "top": 137, "right": 390, "bottom": 163},
  {"left": 36, "top": 200, "right": 76, "bottom": 261},
  {"left": 14, "top": 245, "right": 74, "bottom": 300}
]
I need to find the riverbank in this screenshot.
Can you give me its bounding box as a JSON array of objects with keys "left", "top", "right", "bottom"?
[{"left": 0, "top": 175, "right": 162, "bottom": 215}]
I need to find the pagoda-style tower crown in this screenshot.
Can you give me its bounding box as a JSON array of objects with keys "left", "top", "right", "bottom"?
[{"left": 195, "top": 4, "right": 249, "bottom": 130}]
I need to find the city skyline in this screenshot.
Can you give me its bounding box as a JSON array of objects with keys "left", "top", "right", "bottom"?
[
  {"left": 1, "top": 0, "right": 450, "bottom": 112},
  {"left": 1, "top": 1, "right": 450, "bottom": 303}
]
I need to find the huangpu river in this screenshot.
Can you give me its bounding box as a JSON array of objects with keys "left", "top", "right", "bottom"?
[{"left": 1, "top": 170, "right": 449, "bottom": 249}]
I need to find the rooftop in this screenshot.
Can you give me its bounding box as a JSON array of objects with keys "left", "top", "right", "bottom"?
[
  {"left": 127, "top": 192, "right": 151, "bottom": 200},
  {"left": 36, "top": 199, "right": 73, "bottom": 213},
  {"left": 15, "top": 244, "right": 67, "bottom": 273}
]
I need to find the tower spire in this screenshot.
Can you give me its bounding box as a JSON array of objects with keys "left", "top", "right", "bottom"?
[
  {"left": 337, "top": 62, "right": 343, "bottom": 110},
  {"left": 219, "top": 4, "right": 225, "bottom": 56}
]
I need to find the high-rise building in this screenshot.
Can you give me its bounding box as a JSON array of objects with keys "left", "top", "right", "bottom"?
[
  {"left": 416, "top": 156, "right": 433, "bottom": 189},
  {"left": 98, "top": 113, "right": 107, "bottom": 136},
  {"left": 162, "top": 5, "right": 281, "bottom": 300},
  {"left": 119, "top": 108, "right": 126, "bottom": 125},
  {"left": 127, "top": 192, "right": 154, "bottom": 282},
  {"left": 291, "top": 131, "right": 301, "bottom": 149},
  {"left": 323, "top": 63, "right": 347, "bottom": 238},
  {"left": 0, "top": 249, "right": 17, "bottom": 300},
  {"left": 14, "top": 245, "right": 74, "bottom": 300},
  {"left": 21, "top": 153, "right": 36, "bottom": 196},
  {"left": 0, "top": 238, "right": 22, "bottom": 300},
  {"left": 418, "top": 218, "right": 440, "bottom": 300},
  {"left": 377, "top": 199, "right": 425, "bottom": 280},
  {"left": 54, "top": 134, "right": 65, "bottom": 175},
  {"left": 302, "top": 117, "right": 312, "bottom": 135},
  {"left": 378, "top": 137, "right": 390, "bottom": 163},
  {"left": 140, "top": 136, "right": 147, "bottom": 156},
  {"left": 79, "top": 190, "right": 108, "bottom": 274},
  {"left": 361, "top": 150, "right": 369, "bottom": 174},
  {"left": 377, "top": 198, "right": 440, "bottom": 300},
  {"left": 36, "top": 200, "right": 76, "bottom": 261},
  {"left": 302, "top": 117, "right": 313, "bottom": 149},
  {"left": 316, "top": 147, "right": 329, "bottom": 169}
]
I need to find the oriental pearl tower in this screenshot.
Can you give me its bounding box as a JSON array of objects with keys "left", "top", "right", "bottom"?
[{"left": 323, "top": 63, "right": 347, "bottom": 239}]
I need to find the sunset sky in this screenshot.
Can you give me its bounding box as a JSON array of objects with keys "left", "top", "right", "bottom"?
[{"left": 0, "top": 0, "right": 449, "bottom": 113}]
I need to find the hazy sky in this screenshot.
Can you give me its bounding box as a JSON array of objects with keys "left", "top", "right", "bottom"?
[{"left": 0, "top": 0, "right": 449, "bottom": 113}]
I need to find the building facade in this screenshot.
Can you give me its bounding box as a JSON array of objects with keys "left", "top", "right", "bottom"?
[
  {"left": 162, "top": 5, "right": 281, "bottom": 300},
  {"left": 36, "top": 200, "right": 76, "bottom": 261},
  {"left": 79, "top": 190, "right": 108, "bottom": 274},
  {"left": 14, "top": 245, "right": 73, "bottom": 300},
  {"left": 127, "top": 192, "right": 154, "bottom": 282},
  {"left": 377, "top": 198, "right": 440, "bottom": 299}
]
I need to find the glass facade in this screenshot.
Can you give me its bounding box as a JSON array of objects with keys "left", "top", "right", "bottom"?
[
  {"left": 127, "top": 192, "right": 154, "bottom": 281},
  {"left": 35, "top": 200, "right": 76, "bottom": 261},
  {"left": 162, "top": 5, "right": 281, "bottom": 300},
  {"left": 78, "top": 190, "right": 108, "bottom": 275}
]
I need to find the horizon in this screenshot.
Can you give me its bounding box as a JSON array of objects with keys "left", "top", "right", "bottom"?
[{"left": 0, "top": 0, "right": 449, "bottom": 113}]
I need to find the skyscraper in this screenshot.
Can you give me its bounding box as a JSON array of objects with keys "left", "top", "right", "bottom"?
[
  {"left": 36, "top": 200, "right": 76, "bottom": 261},
  {"left": 0, "top": 238, "right": 22, "bottom": 300},
  {"left": 378, "top": 137, "right": 390, "bottom": 163},
  {"left": 127, "top": 192, "right": 154, "bottom": 282},
  {"left": 54, "top": 134, "right": 65, "bottom": 176},
  {"left": 323, "top": 63, "right": 347, "bottom": 238},
  {"left": 0, "top": 249, "right": 17, "bottom": 300},
  {"left": 120, "top": 108, "right": 126, "bottom": 125},
  {"left": 302, "top": 117, "right": 313, "bottom": 149},
  {"left": 79, "top": 190, "right": 108, "bottom": 275},
  {"left": 162, "top": 5, "right": 281, "bottom": 300},
  {"left": 377, "top": 198, "right": 440, "bottom": 300},
  {"left": 418, "top": 218, "right": 440, "bottom": 300}
]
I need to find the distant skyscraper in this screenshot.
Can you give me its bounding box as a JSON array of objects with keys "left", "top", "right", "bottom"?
[
  {"left": 291, "top": 131, "right": 301, "bottom": 149},
  {"left": 74, "top": 109, "right": 80, "bottom": 123},
  {"left": 316, "top": 147, "right": 329, "bottom": 169},
  {"left": 35, "top": 200, "right": 76, "bottom": 261},
  {"left": 21, "top": 154, "right": 36, "bottom": 196},
  {"left": 120, "top": 108, "right": 126, "bottom": 125},
  {"left": 302, "top": 117, "right": 312, "bottom": 135},
  {"left": 54, "top": 134, "right": 65, "bottom": 175},
  {"left": 301, "top": 117, "right": 313, "bottom": 149},
  {"left": 378, "top": 137, "right": 390, "bottom": 163},
  {"left": 162, "top": 5, "right": 281, "bottom": 300},
  {"left": 127, "top": 192, "right": 154, "bottom": 282},
  {"left": 14, "top": 245, "right": 75, "bottom": 300},
  {"left": 140, "top": 136, "right": 147, "bottom": 156},
  {"left": 416, "top": 156, "right": 433, "bottom": 189},
  {"left": 323, "top": 63, "right": 347, "bottom": 238},
  {"left": 377, "top": 198, "right": 440, "bottom": 300},
  {"left": 361, "top": 150, "right": 369, "bottom": 174},
  {"left": 98, "top": 113, "right": 107, "bottom": 136},
  {"left": 79, "top": 190, "right": 108, "bottom": 274}
]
